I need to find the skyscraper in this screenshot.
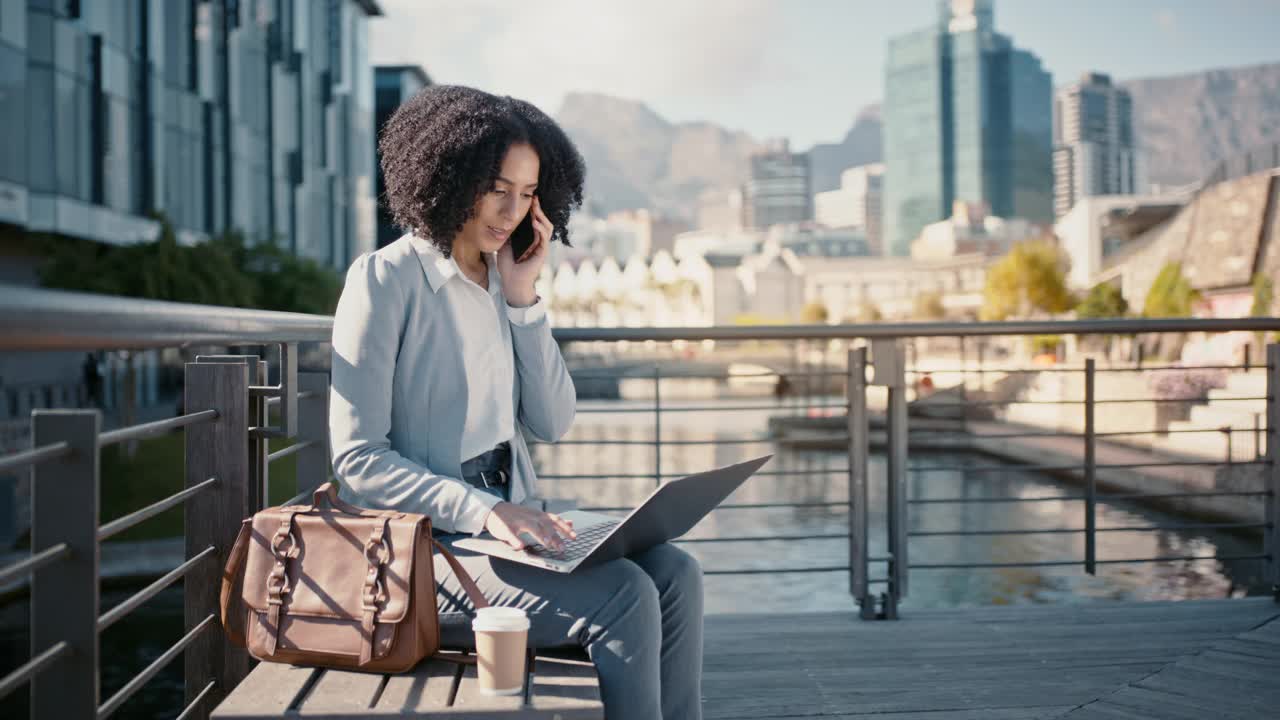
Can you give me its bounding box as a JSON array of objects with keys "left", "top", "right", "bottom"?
[
  {"left": 743, "top": 140, "right": 812, "bottom": 230},
  {"left": 0, "top": 0, "right": 381, "bottom": 272},
  {"left": 1053, "top": 72, "right": 1136, "bottom": 218},
  {"left": 883, "top": 0, "right": 1052, "bottom": 256}
]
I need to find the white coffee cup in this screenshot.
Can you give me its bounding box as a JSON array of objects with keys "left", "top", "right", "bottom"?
[{"left": 472, "top": 607, "right": 531, "bottom": 696}]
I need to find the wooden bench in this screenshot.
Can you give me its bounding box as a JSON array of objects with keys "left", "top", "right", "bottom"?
[{"left": 211, "top": 649, "right": 604, "bottom": 719}]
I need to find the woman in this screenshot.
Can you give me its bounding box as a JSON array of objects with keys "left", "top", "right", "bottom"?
[{"left": 328, "top": 85, "right": 704, "bottom": 720}]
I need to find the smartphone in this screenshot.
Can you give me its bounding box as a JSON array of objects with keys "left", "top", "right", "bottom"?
[{"left": 509, "top": 211, "right": 536, "bottom": 263}]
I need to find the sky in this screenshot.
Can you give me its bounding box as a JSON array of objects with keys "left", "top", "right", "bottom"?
[{"left": 369, "top": 0, "right": 1280, "bottom": 150}]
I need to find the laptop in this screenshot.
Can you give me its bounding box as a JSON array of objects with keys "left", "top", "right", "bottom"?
[{"left": 453, "top": 455, "right": 773, "bottom": 573}]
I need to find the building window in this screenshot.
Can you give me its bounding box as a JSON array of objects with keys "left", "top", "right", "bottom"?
[{"left": 328, "top": 0, "right": 342, "bottom": 85}]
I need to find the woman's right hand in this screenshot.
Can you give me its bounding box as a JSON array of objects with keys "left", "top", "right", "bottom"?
[{"left": 484, "top": 502, "right": 577, "bottom": 552}]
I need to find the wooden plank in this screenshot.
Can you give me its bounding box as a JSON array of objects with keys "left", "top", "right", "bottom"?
[
  {"left": 30, "top": 411, "right": 100, "bottom": 719},
  {"left": 1102, "top": 686, "right": 1248, "bottom": 720},
  {"left": 209, "top": 600, "right": 1277, "bottom": 719},
  {"left": 373, "top": 658, "right": 459, "bottom": 714},
  {"left": 746, "top": 709, "right": 1073, "bottom": 720},
  {"left": 295, "top": 372, "right": 331, "bottom": 497},
  {"left": 186, "top": 361, "right": 252, "bottom": 715},
  {"left": 1135, "top": 667, "right": 1279, "bottom": 712},
  {"left": 297, "top": 668, "right": 388, "bottom": 715},
  {"left": 450, "top": 663, "right": 527, "bottom": 715},
  {"left": 526, "top": 654, "right": 604, "bottom": 716},
  {"left": 1181, "top": 649, "right": 1280, "bottom": 684},
  {"left": 1240, "top": 617, "right": 1280, "bottom": 645},
  {"left": 211, "top": 663, "right": 320, "bottom": 719}
]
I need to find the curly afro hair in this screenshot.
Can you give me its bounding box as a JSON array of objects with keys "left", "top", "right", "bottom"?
[{"left": 378, "top": 85, "right": 586, "bottom": 258}]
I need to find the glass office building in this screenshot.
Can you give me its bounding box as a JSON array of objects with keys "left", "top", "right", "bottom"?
[
  {"left": 0, "top": 0, "right": 380, "bottom": 271},
  {"left": 883, "top": 0, "right": 1052, "bottom": 256},
  {"left": 743, "top": 140, "right": 813, "bottom": 230}
]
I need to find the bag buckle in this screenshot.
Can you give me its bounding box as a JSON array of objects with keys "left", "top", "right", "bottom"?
[{"left": 478, "top": 469, "right": 508, "bottom": 488}]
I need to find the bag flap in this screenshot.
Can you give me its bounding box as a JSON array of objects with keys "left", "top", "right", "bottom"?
[{"left": 241, "top": 508, "right": 423, "bottom": 624}]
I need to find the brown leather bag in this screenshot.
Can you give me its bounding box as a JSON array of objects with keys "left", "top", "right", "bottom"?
[{"left": 220, "top": 482, "right": 488, "bottom": 672}]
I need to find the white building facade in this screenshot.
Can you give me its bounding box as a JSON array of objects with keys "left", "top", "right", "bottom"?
[{"left": 814, "top": 163, "right": 884, "bottom": 254}]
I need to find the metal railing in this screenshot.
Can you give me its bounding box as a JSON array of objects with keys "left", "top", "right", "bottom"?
[
  {"left": 1, "top": 282, "right": 1279, "bottom": 717},
  {"left": 0, "top": 285, "right": 332, "bottom": 719}
]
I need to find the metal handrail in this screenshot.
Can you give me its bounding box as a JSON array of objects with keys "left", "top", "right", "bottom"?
[
  {"left": 0, "top": 543, "right": 72, "bottom": 586},
  {"left": 0, "top": 441, "right": 72, "bottom": 474},
  {"left": 0, "top": 642, "right": 70, "bottom": 702},
  {"left": 99, "top": 409, "right": 219, "bottom": 446},
  {"left": 0, "top": 284, "right": 331, "bottom": 351},
  {"left": 556, "top": 317, "right": 1280, "bottom": 341},
  {"left": 97, "top": 615, "right": 218, "bottom": 720},
  {"left": 909, "top": 522, "right": 1268, "bottom": 537},
  {"left": 175, "top": 681, "right": 217, "bottom": 720},
  {"left": 98, "top": 477, "right": 218, "bottom": 541},
  {"left": 912, "top": 554, "right": 1268, "bottom": 570},
  {"left": 98, "top": 548, "right": 217, "bottom": 632},
  {"left": 5, "top": 283, "right": 1280, "bottom": 350},
  {"left": 267, "top": 439, "right": 316, "bottom": 463}
]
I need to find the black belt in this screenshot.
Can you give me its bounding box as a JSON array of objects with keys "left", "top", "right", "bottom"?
[{"left": 460, "top": 441, "right": 512, "bottom": 489}]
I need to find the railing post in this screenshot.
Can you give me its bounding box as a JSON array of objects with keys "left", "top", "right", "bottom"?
[
  {"left": 873, "top": 339, "right": 909, "bottom": 619},
  {"left": 250, "top": 359, "right": 268, "bottom": 509},
  {"left": 294, "top": 372, "right": 331, "bottom": 499},
  {"left": 1265, "top": 344, "right": 1279, "bottom": 601},
  {"left": 653, "top": 367, "right": 661, "bottom": 488},
  {"left": 847, "top": 347, "right": 874, "bottom": 619},
  {"left": 31, "top": 409, "right": 100, "bottom": 719},
  {"left": 1084, "top": 358, "right": 1097, "bottom": 575},
  {"left": 183, "top": 360, "right": 251, "bottom": 718}
]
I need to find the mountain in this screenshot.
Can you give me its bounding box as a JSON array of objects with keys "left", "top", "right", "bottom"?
[
  {"left": 555, "top": 62, "right": 1280, "bottom": 218},
  {"left": 555, "top": 93, "right": 761, "bottom": 219},
  {"left": 807, "top": 105, "right": 883, "bottom": 193},
  {"left": 1121, "top": 62, "right": 1280, "bottom": 189}
]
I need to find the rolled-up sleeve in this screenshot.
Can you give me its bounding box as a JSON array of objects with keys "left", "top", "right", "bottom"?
[
  {"left": 508, "top": 301, "right": 576, "bottom": 442},
  {"left": 329, "top": 254, "right": 500, "bottom": 534}
]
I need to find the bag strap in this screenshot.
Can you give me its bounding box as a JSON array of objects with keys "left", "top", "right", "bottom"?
[
  {"left": 310, "top": 482, "right": 387, "bottom": 517},
  {"left": 220, "top": 519, "right": 253, "bottom": 648},
  {"left": 431, "top": 537, "right": 490, "bottom": 610}
]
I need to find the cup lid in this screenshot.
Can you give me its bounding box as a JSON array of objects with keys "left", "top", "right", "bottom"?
[{"left": 472, "top": 606, "right": 530, "bottom": 632}]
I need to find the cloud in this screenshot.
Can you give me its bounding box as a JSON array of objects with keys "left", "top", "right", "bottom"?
[{"left": 369, "top": 0, "right": 787, "bottom": 116}]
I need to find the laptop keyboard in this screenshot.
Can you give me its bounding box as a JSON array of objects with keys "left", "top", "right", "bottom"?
[{"left": 527, "top": 520, "right": 620, "bottom": 561}]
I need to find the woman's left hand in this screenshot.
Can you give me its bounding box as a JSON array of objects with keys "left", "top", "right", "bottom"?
[{"left": 497, "top": 195, "right": 551, "bottom": 307}]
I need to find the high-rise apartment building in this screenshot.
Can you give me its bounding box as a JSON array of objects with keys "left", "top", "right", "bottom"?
[
  {"left": 883, "top": 0, "right": 1052, "bottom": 256},
  {"left": 0, "top": 0, "right": 381, "bottom": 271},
  {"left": 814, "top": 163, "right": 884, "bottom": 254},
  {"left": 374, "top": 64, "right": 431, "bottom": 249},
  {"left": 743, "top": 140, "right": 812, "bottom": 230},
  {"left": 1053, "top": 72, "right": 1136, "bottom": 219}
]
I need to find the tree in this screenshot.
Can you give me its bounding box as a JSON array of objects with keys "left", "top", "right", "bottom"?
[
  {"left": 799, "top": 301, "right": 829, "bottom": 324},
  {"left": 913, "top": 291, "right": 946, "bottom": 320},
  {"left": 40, "top": 216, "right": 341, "bottom": 315},
  {"left": 1142, "top": 261, "right": 1200, "bottom": 318},
  {"left": 980, "top": 239, "right": 1074, "bottom": 321},
  {"left": 1075, "top": 282, "right": 1128, "bottom": 319},
  {"left": 846, "top": 300, "right": 882, "bottom": 324},
  {"left": 1250, "top": 272, "right": 1276, "bottom": 347}
]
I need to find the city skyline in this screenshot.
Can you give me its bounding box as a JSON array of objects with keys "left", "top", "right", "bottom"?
[{"left": 369, "top": 0, "right": 1280, "bottom": 150}]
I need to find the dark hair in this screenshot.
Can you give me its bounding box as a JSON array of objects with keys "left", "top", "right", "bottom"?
[{"left": 379, "top": 85, "right": 585, "bottom": 257}]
